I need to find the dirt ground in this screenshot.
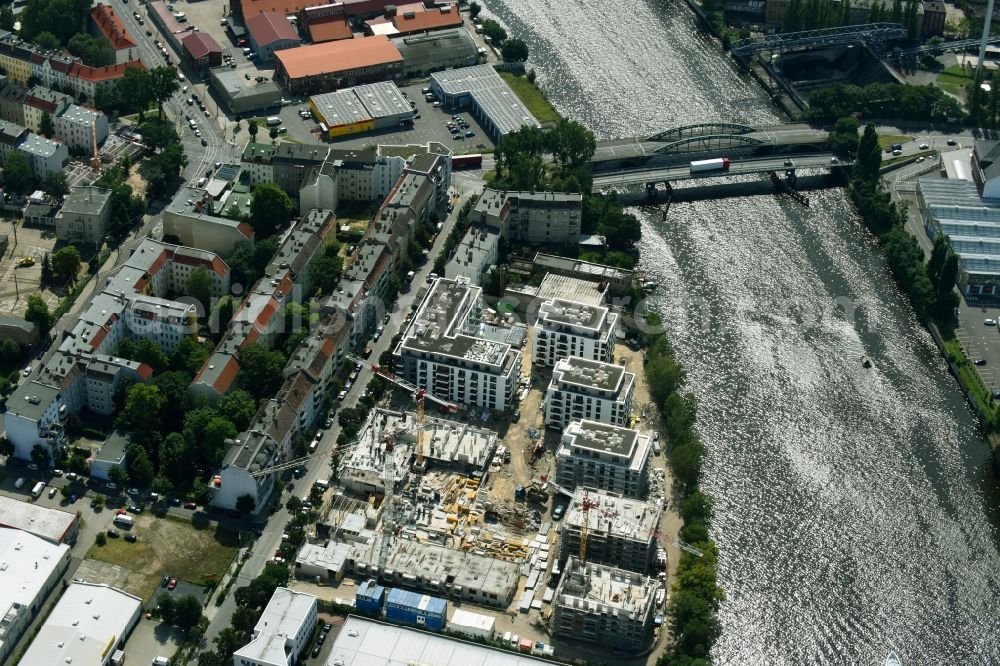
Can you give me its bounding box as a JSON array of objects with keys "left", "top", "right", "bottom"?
[{"left": 85, "top": 514, "right": 239, "bottom": 602}]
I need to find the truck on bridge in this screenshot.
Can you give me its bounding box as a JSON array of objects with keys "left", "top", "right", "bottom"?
[{"left": 690, "top": 157, "right": 730, "bottom": 174}]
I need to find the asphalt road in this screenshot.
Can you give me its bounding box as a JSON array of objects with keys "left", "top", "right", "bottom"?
[
  {"left": 199, "top": 185, "right": 471, "bottom": 650},
  {"left": 591, "top": 153, "right": 847, "bottom": 188}
]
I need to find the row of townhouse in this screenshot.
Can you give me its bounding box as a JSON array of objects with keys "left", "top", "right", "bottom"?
[
  {"left": 0, "top": 116, "right": 68, "bottom": 179},
  {"left": 0, "top": 31, "right": 143, "bottom": 103},
  {"left": 0, "top": 79, "right": 109, "bottom": 153},
  {"left": 2, "top": 238, "right": 230, "bottom": 462},
  {"left": 210, "top": 321, "right": 348, "bottom": 513},
  {"left": 190, "top": 209, "right": 339, "bottom": 403}
]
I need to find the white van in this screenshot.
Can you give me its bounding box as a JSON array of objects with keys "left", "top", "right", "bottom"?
[
  {"left": 195, "top": 177, "right": 207, "bottom": 187},
  {"left": 152, "top": 657, "right": 170, "bottom": 666},
  {"left": 266, "top": 116, "right": 281, "bottom": 126},
  {"left": 32, "top": 481, "right": 45, "bottom": 499},
  {"left": 113, "top": 514, "right": 134, "bottom": 527}
]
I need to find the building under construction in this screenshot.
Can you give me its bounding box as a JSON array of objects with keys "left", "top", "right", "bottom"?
[
  {"left": 347, "top": 534, "right": 522, "bottom": 608},
  {"left": 551, "top": 556, "right": 658, "bottom": 653},
  {"left": 557, "top": 489, "right": 661, "bottom": 573}
]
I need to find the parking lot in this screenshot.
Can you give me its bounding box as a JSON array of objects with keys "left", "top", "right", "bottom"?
[
  {"left": 0, "top": 217, "right": 62, "bottom": 318},
  {"left": 267, "top": 80, "right": 494, "bottom": 154}
]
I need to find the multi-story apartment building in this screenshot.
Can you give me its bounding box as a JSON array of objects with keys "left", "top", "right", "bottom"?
[
  {"left": 394, "top": 277, "right": 523, "bottom": 411},
  {"left": 543, "top": 356, "right": 634, "bottom": 430},
  {"left": 54, "top": 104, "right": 108, "bottom": 152},
  {"left": 556, "top": 419, "right": 653, "bottom": 499},
  {"left": 53, "top": 185, "right": 112, "bottom": 247},
  {"left": 18, "top": 132, "right": 68, "bottom": 178},
  {"left": 556, "top": 489, "right": 660, "bottom": 572},
  {"left": 23, "top": 85, "right": 73, "bottom": 133},
  {"left": 1, "top": 238, "right": 229, "bottom": 461},
  {"left": 470, "top": 188, "right": 582, "bottom": 246},
  {"left": 90, "top": 3, "right": 139, "bottom": 63},
  {"left": 532, "top": 298, "right": 618, "bottom": 367}
]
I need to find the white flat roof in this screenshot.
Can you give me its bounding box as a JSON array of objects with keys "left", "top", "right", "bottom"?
[
  {"left": 0, "top": 527, "right": 70, "bottom": 645},
  {"left": 327, "top": 616, "right": 551, "bottom": 666},
  {"left": 0, "top": 494, "right": 77, "bottom": 543},
  {"left": 235, "top": 587, "right": 316, "bottom": 664},
  {"left": 20, "top": 582, "right": 141, "bottom": 666}
]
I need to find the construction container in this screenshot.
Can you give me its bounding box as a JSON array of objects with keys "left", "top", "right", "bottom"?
[
  {"left": 385, "top": 588, "right": 447, "bottom": 631},
  {"left": 355, "top": 579, "right": 386, "bottom": 614},
  {"left": 449, "top": 609, "right": 496, "bottom": 639},
  {"left": 519, "top": 638, "right": 534, "bottom": 653}
]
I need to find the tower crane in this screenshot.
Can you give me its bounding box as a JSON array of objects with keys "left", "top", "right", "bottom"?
[{"left": 542, "top": 479, "right": 616, "bottom": 564}]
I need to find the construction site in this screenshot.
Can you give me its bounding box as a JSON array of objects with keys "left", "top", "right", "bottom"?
[{"left": 287, "top": 301, "right": 680, "bottom": 660}]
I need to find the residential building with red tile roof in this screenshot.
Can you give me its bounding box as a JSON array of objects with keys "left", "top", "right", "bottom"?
[
  {"left": 90, "top": 4, "right": 139, "bottom": 63},
  {"left": 181, "top": 32, "right": 223, "bottom": 70},
  {"left": 3, "top": 237, "right": 229, "bottom": 463},
  {"left": 306, "top": 16, "right": 352, "bottom": 43}
]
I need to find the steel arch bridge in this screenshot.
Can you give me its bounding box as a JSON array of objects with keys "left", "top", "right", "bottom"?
[
  {"left": 729, "top": 23, "right": 907, "bottom": 57},
  {"left": 647, "top": 123, "right": 755, "bottom": 143},
  {"left": 652, "top": 134, "right": 766, "bottom": 155}
]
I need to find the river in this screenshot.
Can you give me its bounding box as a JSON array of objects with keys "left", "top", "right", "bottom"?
[{"left": 479, "top": 0, "right": 1000, "bottom": 663}]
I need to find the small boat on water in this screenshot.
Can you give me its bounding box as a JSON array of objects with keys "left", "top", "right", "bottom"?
[
  {"left": 885, "top": 651, "right": 902, "bottom": 666},
  {"left": 861, "top": 355, "right": 874, "bottom": 369}
]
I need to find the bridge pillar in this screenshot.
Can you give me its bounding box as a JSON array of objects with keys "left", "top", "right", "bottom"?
[{"left": 646, "top": 182, "right": 657, "bottom": 200}]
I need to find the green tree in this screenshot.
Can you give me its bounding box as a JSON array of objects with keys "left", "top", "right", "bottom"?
[
  {"left": 469, "top": 1, "right": 481, "bottom": 18},
  {"left": 237, "top": 343, "right": 286, "bottom": 400},
  {"left": 203, "top": 417, "right": 237, "bottom": 467},
  {"left": 117, "top": 384, "right": 165, "bottom": 435},
  {"left": 186, "top": 266, "right": 213, "bottom": 315},
  {"left": 548, "top": 118, "right": 597, "bottom": 169},
  {"left": 159, "top": 432, "right": 192, "bottom": 488},
  {"left": 20, "top": 0, "right": 93, "bottom": 43},
  {"left": 43, "top": 171, "right": 69, "bottom": 198},
  {"left": 247, "top": 121, "right": 258, "bottom": 140},
  {"left": 249, "top": 182, "right": 293, "bottom": 238},
  {"left": 30, "top": 443, "right": 51, "bottom": 468},
  {"left": 40, "top": 253, "right": 53, "bottom": 283},
  {"left": 231, "top": 605, "right": 258, "bottom": 636},
  {"left": 152, "top": 474, "right": 174, "bottom": 497},
  {"left": 0, "top": 4, "right": 14, "bottom": 30},
  {"left": 133, "top": 339, "right": 169, "bottom": 374},
  {"left": 170, "top": 337, "right": 211, "bottom": 377},
  {"left": 39, "top": 111, "right": 54, "bottom": 138},
  {"left": 25, "top": 295, "right": 52, "bottom": 337},
  {"left": 152, "top": 371, "right": 193, "bottom": 430},
  {"left": 927, "top": 236, "right": 949, "bottom": 286},
  {"left": 501, "top": 37, "right": 529, "bottom": 62},
  {"left": 217, "top": 390, "right": 257, "bottom": 431},
  {"left": 0, "top": 339, "right": 20, "bottom": 363},
  {"left": 51, "top": 245, "right": 81, "bottom": 283},
  {"left": 173, "top": 595, "right": 205, "bottom": 632},
  {"left": 129, "top": 446, "right": 155, "bottom": 488},
  {"left": 479, "top": 18, "right": 507, "bottom": 44},
  {"left": 67, "top": 33, "right": 115, "bottom": 67},
  {"left": 149, "top": 66, "right": 181, "bottom": 119},
  {"left": 156, "top": 593, "right": 177, "bottom": 623},
  {"left": 310, "top": 254, "right": 343, "bottom": 294},
  {"left": 95, "top": 532, "right": 107, "bottom": 546},
  {"left": 827, "top": 116, "right": 860, "bottom": 156},
  {"left": 853, "top": 124, "right": 882, "bottom": 185},
  {"left": 4, "top": 151, "right": 35, "bottom": 194},
  {"left": 138, "top": 118, "right": 180, "bottom": 151},
  {"left": 34, "top": 30, "right": 60, "bottom": 49},
  {"left": 109, "top": 464, "right": 129, "bottom": 488}
]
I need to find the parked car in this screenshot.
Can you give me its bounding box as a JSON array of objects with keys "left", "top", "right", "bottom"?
[
  {"left": 975, "top": 358, "right": 987, "bottom": 366},
  {"left": 985, "top": 319, "right": 996, "bottom": 326},
  {"left": 107, "top": 529, "right": 120, "bottom": 538},
  {"left": 128, "top": 505, "right": 144, "bottom": 514},
  {"left": 66, "top": 472, "right": 78, "bottom": 481},
  {"left": 106, "top": 482, "right": 118, "bottom": 491},
  {"left": 124, "top": 533, "right": 137, "bottom": 542},
  {"left": 14, "top": 477, "right": 25, "bottom": 488},
  {"left": 167, "top": 577, "right": 178, "bottom": 590},
  {"left": 511, "top": 409, "right": 521, "bottom": 423},
  {"left": 552, "top": 504, "right": 565, "bottom": 520},
  {"left": 183, "top": 501, "right": 197, "bottom": 510},
  {"left": 161, "top": 575, "right": 171, "bottom": 587}
]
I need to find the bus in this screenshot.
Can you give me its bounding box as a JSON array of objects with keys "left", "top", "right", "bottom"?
[{"left": 452, "top": 153, "right": 482, "bottom": 169}]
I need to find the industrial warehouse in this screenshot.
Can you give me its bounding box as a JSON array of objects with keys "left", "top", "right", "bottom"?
[
  {"left": 309, "top": 81, "right": 414, "bottom": 138},
  {"left": 430, "top": 64, "right": 541, "bottom": 141}
]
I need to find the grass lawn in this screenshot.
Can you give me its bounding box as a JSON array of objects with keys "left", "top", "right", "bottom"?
[
  {"left": 936, "top": 65, "right": 972, "bottom": 98},
  {"left": 943, "top": 337, "right": 997, "bottom": 419},
  {"left": 499, "top": 72, "right": 561, "bottom": 125},
  {"left": 881, "top": 150, "right": 934, "bottom": 169},
  {"left": 877, "top": 134, "right": 913, "bottom": 150},
  {"left": 86, "top": 515, "right": 239, "bottom": 603}
]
